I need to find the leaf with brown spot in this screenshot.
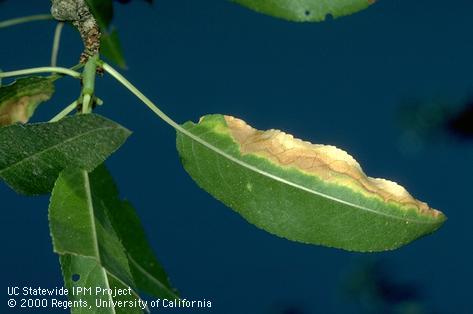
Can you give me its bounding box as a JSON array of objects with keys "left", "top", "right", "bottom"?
[
  {"left": 176, "top": 114, "right": 446, "bottom": 252},
  {"left": 0, "top": 76, "right": 55, "bottom": 127}
]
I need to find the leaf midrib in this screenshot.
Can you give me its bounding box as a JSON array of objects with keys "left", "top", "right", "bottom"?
[
  {"left": 83, "top": 172, "right": 149, "bottom": 313},
  {"left": 83, "top": 170, "right": 116, "bottom": 314}
]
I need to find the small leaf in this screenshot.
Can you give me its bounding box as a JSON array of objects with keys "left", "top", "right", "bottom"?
[
  {"left": 176, "top": 115, "right": 446, "bottom": 252},
  {"left": 0, "top": 76, "right": 55, "bottom": 126},
  {"left": 86, "top": 0, "right": 114, "bottom": 29},
  {"left": 89, "top": 165, "right": 178, "bottom": 299},
  {"left": 101, "top": 29, "right": 127, "bottom": 69},
  {"left": 233, "top": 0, "right": 374, "bottom": 22},
  {"left": 0, "top": 114, "right": 130, "bottom": 195}
]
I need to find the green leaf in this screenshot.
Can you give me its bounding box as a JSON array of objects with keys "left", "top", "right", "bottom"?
[
  {"left": 85, "top": 0, "right": 114, "bottom": 29},
  {"left": 101, "top": 29, "right": 127, "bottom": 69},
  {"left": 60, "top": 254, "right": 145, "bottom": 314},
  {"left": 0, "top": 76, "right": 55, "bottom": 126},
  {"left": 0, "top": 114, "right": 130, "bottom": 195},
  {"left": 232, "top": 0, "right": 374, "bottom": 22},
  {"left": 89, "top": 165, "right": 178, "bottom": 299},
  {"left": 176, "top": 114, "right": 446, "bottom": 252},
  {"left": 50, "top": 168, "right": 145, "bottom": 313},
  {"left": 50, "top": 168, "right": 134, "bottom": 286}
]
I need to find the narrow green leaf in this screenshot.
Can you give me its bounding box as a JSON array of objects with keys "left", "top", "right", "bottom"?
[
  {"left": 176, "top": 114, "right": 446, "bottom": 252},
  {"left": 101, "top": 29, "right": 127, "bottom": 69},
  {"left": 50, "top": 168, "right": 135, "bottom": 286},
  {"left": 0, "top": 76, "right": 55, "bottom": 126},
  {"left": 233, "top": 0, "right": 374, "bottom": 22},
  {"left": 85, "top": 0, "right": 114, "bottom": 29},
  {"left": 89, "top": 165, "right": 178, "bottom": 299},
  {"left": 0, "top": 114, "right": 130, "bottom": 195},
  {"left": 50, "top": 168, "right": 146, "bottom": 313},
  {"left": 60, "top": 254, "right": 145, "bottom": 314}
]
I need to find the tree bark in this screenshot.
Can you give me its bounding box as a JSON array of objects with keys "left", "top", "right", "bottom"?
[{"left": 50, "top": 0, "right": 100, "bottom": 63}]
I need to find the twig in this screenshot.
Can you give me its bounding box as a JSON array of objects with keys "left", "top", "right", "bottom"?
[{"left": 50, "top": 0, "right": 101, "bottom": 63}]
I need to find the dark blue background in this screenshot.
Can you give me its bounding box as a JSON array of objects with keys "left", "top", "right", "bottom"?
[{"left": 1, "top": 1, "right": 472, "bottom": 313}]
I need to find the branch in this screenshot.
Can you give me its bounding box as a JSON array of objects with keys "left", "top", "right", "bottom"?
[{"left": 50, "top": 0, "right": 101, "bottom": 63}]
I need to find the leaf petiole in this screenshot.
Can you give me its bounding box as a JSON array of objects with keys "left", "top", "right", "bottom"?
[
  {"left": 49, "top": 64, "right": 84, "bottom": 82},
  {"left": 0, "top": 67, "right": 81, "bottom": 79},
  {"left": 0, "top": 14, "right": 52, "bottom": 29},
  {"left": 49, "top": 101, "right": 78, "bottom": 122},
  {"left": 50, "top": 22, "right": 64, "bottom": 67},
  {"left": 100, "top": 62, "right": 280, "bottom": 182},
  {"left": 100, "top": 62, "right": 181, "bottom": 130},
  {"left": 101, "top": 62, "right": 230, "bottom": 155},
  {"left": 70, "top": 64, "right": 85, "bottom": 72}
]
